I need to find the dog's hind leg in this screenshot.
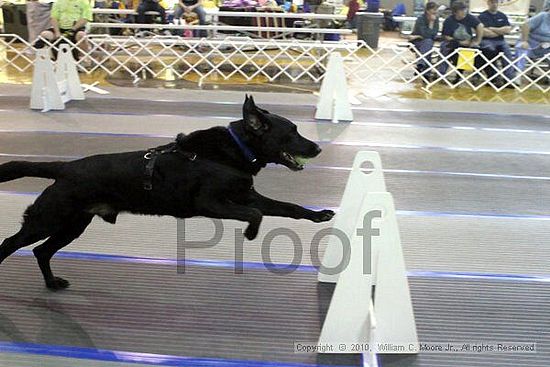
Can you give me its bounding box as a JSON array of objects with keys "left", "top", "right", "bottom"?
[
  {"left": 0, "top": 227, "right": 49, "bottom": 265},
  {"left": 0, "top": 183, "right": 82, "bottom": 268},
  {"left": 32, "top": 214, "right": 93, "bottom": 290}
]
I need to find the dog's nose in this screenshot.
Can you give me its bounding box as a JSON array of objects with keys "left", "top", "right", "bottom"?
[{"left": 314, "top": 145, "right": 322, "bottom": 155}]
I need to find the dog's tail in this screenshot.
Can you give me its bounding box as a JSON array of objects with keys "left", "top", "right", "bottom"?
[{"left": 0, "top": 161, "right": 64, "bottom": 183}]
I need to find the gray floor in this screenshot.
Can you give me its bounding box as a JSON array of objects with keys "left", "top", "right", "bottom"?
[
  {"left": 382, "top": 278, "right": 550, "bottom": 367},
  {"left": 0, "top": 85, "right": 549, "bottom": 367},
  {"left": 0, "top": 256, "right": 361, "bottom": 366}
]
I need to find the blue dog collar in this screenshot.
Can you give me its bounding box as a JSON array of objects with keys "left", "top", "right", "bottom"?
[{"left": 227, "top": 126, "right": 257, "bottom": 163}]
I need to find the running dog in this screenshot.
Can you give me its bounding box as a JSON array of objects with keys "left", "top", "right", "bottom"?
[{"left": 0, "top": 95, "right": 334, "bottom": 290}]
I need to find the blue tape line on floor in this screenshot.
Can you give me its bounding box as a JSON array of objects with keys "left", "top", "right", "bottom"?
[
  {"left": 0, "top": 341, "right": 357, "bottom": 367},
  {"left": 12, "top": 250, "right": 550, "bottom": 283}
]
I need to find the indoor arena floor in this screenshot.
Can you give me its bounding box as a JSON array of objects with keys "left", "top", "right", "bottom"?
[{"left": 0, "top": 84, "right": 549, "bottom": 367}]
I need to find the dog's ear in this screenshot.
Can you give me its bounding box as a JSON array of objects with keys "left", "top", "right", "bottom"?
[
  {"left": 176, "top": 133, "right": 187, "bottom": 144},
  {"left": 243, "top": 95, "right": 268, "bottom": 134}
]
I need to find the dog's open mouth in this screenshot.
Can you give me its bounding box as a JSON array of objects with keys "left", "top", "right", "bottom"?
[{"left": 282, "top": 152, "right": 309, "bottom": 171}]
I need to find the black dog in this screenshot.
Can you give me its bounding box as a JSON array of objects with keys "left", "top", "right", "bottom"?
[{"left": 0, "top": 96, "right": 334, "bottom": 290}]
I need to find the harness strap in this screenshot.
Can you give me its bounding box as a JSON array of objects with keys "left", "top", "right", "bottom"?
[
  {"left": 143, "top": 144, "right": 196, "bottom": 191},
  {"left": 143, "top": 153, "right": 158, "bottom": 191}
]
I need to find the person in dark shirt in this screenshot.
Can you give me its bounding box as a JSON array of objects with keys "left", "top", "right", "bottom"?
[
  {"left": 437, "top": 1, "right": 484, "bottom": 75},
  {"left": 137, "top": 0, "right": 167, "bottom": 25},
  {"left": 478, "top": 0, "right": 514, "bottom": 83},
  {"left": 173, "top": 0, "right": 207, "bottom": 37},
  {"left": 409, "top": 1, "right": 440, "bottom": 80}
]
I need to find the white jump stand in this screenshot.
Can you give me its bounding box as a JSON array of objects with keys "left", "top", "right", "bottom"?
[
  {"left": 318, "top": 151, "right": 386, "bottom": 284},
  {"left": 315, "top": 52, "right": 353, "bottom": 123},
  {"left": 318, "top": 151, "right": 418, "bottom": 360},
  {"left": 30, "top": 44, "right": 84, "bottom": 112}
]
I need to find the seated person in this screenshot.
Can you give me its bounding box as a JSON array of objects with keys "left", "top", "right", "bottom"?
[
  {"left": 35, "top": 0, "right": 92, "bottom": 62},
  {"left": 437, "top": 1, "right": 484, "bottom": 75},
  {"left": 137, "top": 0, "right": 168, "bottom": 25},
  {"left": 344, "top": 0, "right": 360, "bottom": 29},
  {"left": 515, "top": 5, "right": 550, "bottom": 75},
  {"left": 409, "top": 1, "right": 439, "bottom": 79},
  {"left": 478, "top": 0, "right": 514, "bottom": 83},
  {"left": 174, "top": 0, "right": 207, "bottom": 37},
  {"left": 26, "top": 0, "right": 53, "bottom": 45}
]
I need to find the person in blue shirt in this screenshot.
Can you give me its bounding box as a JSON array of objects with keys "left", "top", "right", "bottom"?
[
  {"left": 514, "top": 2, "right": 550, "bottom": 77},
  {"left": 409, "top": 1, "right": 440, "bottom": 80},
  {"left": 478, "top": 0, "right": 514, "bottom": 84},
  {"left": 437, "top": 1, "right": 484, "bottom": 75}
]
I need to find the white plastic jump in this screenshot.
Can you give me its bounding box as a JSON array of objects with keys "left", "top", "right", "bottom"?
[
  {"left": 315, "top": 52, "right": 353, "bottom": 123},
  {"left": 318, "top": 151, "right": 418, "bottom": 355},
  {"left": 318, "top": 151, "right": 385, "bottom": 284},
  {"left": 30, "top": 44, "right": 84, "bottom": 112}
]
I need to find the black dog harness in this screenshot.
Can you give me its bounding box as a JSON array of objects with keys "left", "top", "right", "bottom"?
[{"left": 143, "top": 143, "right": 196, "bottom": 191}]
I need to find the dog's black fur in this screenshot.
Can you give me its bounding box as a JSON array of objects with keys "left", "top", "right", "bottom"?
[{"left": 0, "top": 96, "right": 334, "bottom": 290}]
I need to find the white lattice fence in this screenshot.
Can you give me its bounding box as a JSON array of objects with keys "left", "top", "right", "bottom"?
[{"left": 0, "top": 33, "right": 548, "bottom": 92}]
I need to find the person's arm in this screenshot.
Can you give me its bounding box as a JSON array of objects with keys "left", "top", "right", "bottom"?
[
  {"left": 189, "top": 0, "right": 202, "bottom": 11},
  {"left": 72, "top": 18, "right": 88, "bottom": 30},
  {"left": 483, "top": 28, "right": 499, "bottom": 37},
  {"left": 471, "top": 22, "right": 484, "bottom": 46},
  {"left": 489, "top": 14, "right": 511, "bottom": 35},
  {"left": 491, "top": 25, "right": 512, "bottom": 35},
  {"left": 51, "top": 18, "right": 61, "bottom": 38}
]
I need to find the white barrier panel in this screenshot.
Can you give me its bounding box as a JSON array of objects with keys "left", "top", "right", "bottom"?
[
  {"left": 30, "top": 44, "right": 84, "bottom": 112},
  {"left": 318, "top": 192, "right": 418, "bottom": 354},
  {"left": 314, "top": 52, "right": 353, "bottom": 123},
  {"left": 318, "top": 151, "right": 386, "bottom": 283}
]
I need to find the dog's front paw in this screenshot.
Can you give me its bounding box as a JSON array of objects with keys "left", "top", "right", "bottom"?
[
  {"left": 309, "top": 209, "right": 335, "bottom": 223},
  {"left": 46, "top": 277, "right": 70, "bottom": 291},
  {"left": 244, "top": 224, "right": 260, "bottom": 240}
]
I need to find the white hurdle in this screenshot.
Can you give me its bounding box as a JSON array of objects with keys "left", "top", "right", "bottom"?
[
  {"left": 30, "top": 44, "right": 85, "bottom": 112},
  {"left": 318, "top": 151, "right": 386, "bottom": 284},
  {"left": 318, "top": 151, "right": 418, "bottom": 356},
  {"left": 315, "top": 52, "right": 353, "bottom": 123}
]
